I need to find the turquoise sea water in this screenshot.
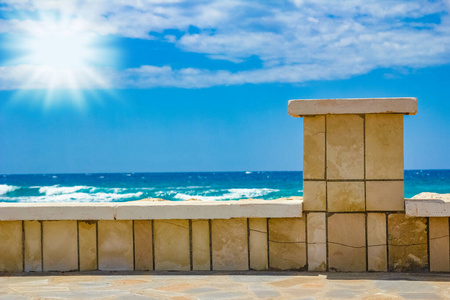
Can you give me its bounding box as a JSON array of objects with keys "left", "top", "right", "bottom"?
[{"left": 0, "top": 170, "right": 449, "bottom": 203}]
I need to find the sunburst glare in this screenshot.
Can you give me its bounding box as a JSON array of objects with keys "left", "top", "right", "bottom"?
[{"left": 5, "top": 14, "right": 118, "bottom": 108}]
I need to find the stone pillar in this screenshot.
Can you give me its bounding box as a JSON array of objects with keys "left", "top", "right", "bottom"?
[{"left": 289, "top": 97, "right": 418, "bottom": 271}]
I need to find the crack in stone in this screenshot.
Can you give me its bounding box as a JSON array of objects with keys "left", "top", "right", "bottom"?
[
  {"left": 268, "top": 240, "right": 305, "bottom": 244},
  {"left": 328, "top": 241, "right": 366, "bottom": 249}
]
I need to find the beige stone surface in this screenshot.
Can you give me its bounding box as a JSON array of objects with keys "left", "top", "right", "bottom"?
[
  {"left": 303, "top": 116, "right": 325, "bottom": 180},
  {"left": 192, "top": 219, "right": 210, "bottom": 271},
  {"left": 134, "top": 220, "right": 153, "bottom": 271},
  {"left": 307, "top": 213, "right": 326, "bottom": 271},
  {"left": 249, "top": 218, "right": 268, "bottom": 270},
  {"left": 78, "top": 221, "right": 97, "bottom": 271},
  {"left": 406, "top": 198, "right": 450, "bottom": 217},
  {"left": 98, "top": 220, "right": 133, "bottom": 271},
  {"left": 326, "top": 115, "right": 364, "bottom": 180},
  {"left": 269, "top": 218, "right": 306, "bottom": 270},
  {"left": 43, "top": 221, "right": 78, "bottom": 271},
  {"left": 289, "top": 97, "right": 418, "bottom": 116},
  {"left": 0, "top": 200, "right": 302, "bottom": 221},
  {"left": 211, "top": 219, "right": 248, "bottom": 271},
  {"left": 366, "top": 181, "right": 404, "bottom": 211},
  {"left": 327, "top": 181, "right": 365, "bottom": 212},
  {"left": 328, "top": 213, "right": 366, "bottom": 271},
  {"left": 366, "top": 114, "right": 404, "bottom": 180},
  {"left": 388, "top": 214, "right": 428, "bottom": 272},
  {"left": 367, "top": 213, "right": 387, "bottom": 271},
  {"left": 24, "top": 220, "right": 42, "bottom": 272},
  {"left": 429, "top": 217, "right": 449, "bottom": 272},
  {"left": 303, "top": 181, "right": 326, "bottom": 211},
  {"left": 154, "top": 220, "right": 190, "bottom": 271},
  {"left": 0, "top": 221, "right": 23, "bottom": 272}
]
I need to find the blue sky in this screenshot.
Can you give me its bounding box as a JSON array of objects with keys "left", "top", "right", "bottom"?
[{"left": 0, "top": 0, "right": 449, "bottom": 174}]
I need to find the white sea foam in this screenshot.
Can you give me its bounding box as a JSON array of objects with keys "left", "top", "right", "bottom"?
[
  {"left": 0, "top": 184, "right": 20, "bottom": 195},
  {"left": 0, "top": 191, "right": 143, "bottom": 203},
  {"left": 38, "top": 185, "right": 94, "bottom": 196},
  {"left": 174, "top": 188, "right": 278, "bottom": 201}
]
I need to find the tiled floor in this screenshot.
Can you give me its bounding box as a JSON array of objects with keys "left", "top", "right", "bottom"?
[{"left": 0, "top": 271, "right": 449, "bottom": 299}]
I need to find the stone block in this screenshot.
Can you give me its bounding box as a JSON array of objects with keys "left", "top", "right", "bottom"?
[
  {"left": 366, "top": 181, "right": 404, "bottom": 211},
  {"left": 326, "top": 114, "right": 364, "bottom": 180},
  {"left": 289, "top": 98, "right": 418, "bottom": 116},
  {"left": 211, "top": 218, "right": 248, "bottom": 271},
  {"left": 303, "top": 181, "right": 326, "bottom": 211},
  {"left": 249, "top": 218, "right": 268, "bottom": 270},
  {"left": 0, "top": 221, "right": 23, "bottom": 272},
  {"left": 307, "top": 213, "right": 326, "bottom": 271},
  {"left": 388, "top": 214, "right": 428, "bottom": 272},
  {"left": 192, "top": 219, "right": 210, "bottom": 271},
  {"left": 24, "top": 220, "right": 42, "bottom": 272},
  {"left": 269, "top": 218, "right": 306, "bottom": 270},
  {"left": 134, "top": 220, "right": 153, "bottom": 271},
  {"left": 365, "top": 114, "right": 403, "bottom": 180},
  {"left": 78, "top": 221, "right": 97, "bottom": 271},
  {"left": 328, "top": 213, "right": 366, "bottom": 271},
  {"left": 429, "top": 217, "right": 449, "bottom": 272},
  {"left": 98, "top": 220, "right": 133, "bottom": 271},
  {"left": 367, "top": 213, "right": 387, "bottom": 271},
  {"left": 43, "top": 221, "right": 78, "bottom": 271},
  {"left": 303, "top": 116, "right": 325, "bottom": 180},
  {"left": 154, "top": 220, "right": 190, "bottom": 271},
  {"left": 327, "top": 181, "right": 365, "bottom": 212}
]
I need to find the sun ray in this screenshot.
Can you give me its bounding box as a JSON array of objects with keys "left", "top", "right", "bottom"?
[{"left": 4, "top": 11, "right": 118, "bottom": 108}]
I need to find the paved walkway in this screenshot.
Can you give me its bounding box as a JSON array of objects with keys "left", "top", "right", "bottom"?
[{"left": 0, "top": 271, "right": 449, "bottom": 299}]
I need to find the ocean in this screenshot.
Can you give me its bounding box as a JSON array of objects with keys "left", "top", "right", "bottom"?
[{"left": 0, "top": 170, "right": 449, "bottom": 203}]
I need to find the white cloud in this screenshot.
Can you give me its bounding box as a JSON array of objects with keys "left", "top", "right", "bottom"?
[{"left": 1, "top": 0, "right": 450, "bottom": 89}]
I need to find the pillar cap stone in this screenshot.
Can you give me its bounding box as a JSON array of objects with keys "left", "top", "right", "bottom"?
[{"left": 288, "top": 97, "right": 417, "bottom": 117}]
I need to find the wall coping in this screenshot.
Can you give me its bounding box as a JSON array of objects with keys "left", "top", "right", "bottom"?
[
  {"left": 0, "top": 199, "right": 303, "bottom": 220},
  {"left": 405, "top": 198, "right": 450, "bottom": 217},
  {"left": 288, "top": 97, "right": 418, "bottom": 117}
]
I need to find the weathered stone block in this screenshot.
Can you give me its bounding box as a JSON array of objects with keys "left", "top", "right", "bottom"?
[
  {"left": 366, "top": 181, "right": 404, "bottom": 211},
  {"left": 269, "top": 218, "right": 306, "bottom": 270},
  {"left": 303, "top": 116, "right": 325, "bottom": 180},
  {"left": 79, "top": 221, "right": 97, "bottom": 271},
  {"left": 326, "top": 114, "right": 364, "bottom": 180},
  {"left": 365, "top": 114, "right": 403, "bottom": 180},
  {"left": 249, "top": 218, "right": 268, "bottom": 270},
  {"left": 327, "top": 181, "right": 365, "bottom": 212},
  {"left": 367, "top": 213, "right": 387, "bottom": 271},
  {"left": 328, "top": 213, "right": 366, "bottom": 271},
  {"left": 154, "top": 220, "right": 190, "bottom": 271},
  {"left": 429, "top": 217, "right": 449, "bottom": 272},
  {"left": 24, "top": 220, "right": 42, "bottom": 272},
  {"left": 303, "top": 181, "right": 326, "bottom": 211},
  {"left": 43, "top": 221, "right": 78, "bottom": 271},
  {"left": 98, "top": 220, "right": 133, "bottom": 271},
  {"left": 134, "top": 220, "right": 153, "bottom": 271},
  {"left": 211, "top": 219, "right": 248, "bottom": 271},
  {"left": 0, "top": 221, "right": 23, "bottom": 272},
  {"left": 388, "top": 214, "right": 428, "bottom": 272},
  {"left": 307, "top": 213, "right": 326, "bottom": 271},
  {"left": 192, "top": 219, "right": 210, "bottom": 271}
]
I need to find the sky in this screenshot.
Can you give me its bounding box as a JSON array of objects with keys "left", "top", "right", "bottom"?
[{"left": 0, "top": 0, "right": 449, "bottom": 174}]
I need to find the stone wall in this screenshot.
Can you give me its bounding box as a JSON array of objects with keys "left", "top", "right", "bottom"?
[
  {"left": 0, "top": 218, "right": 309, "bottom": 272},
  {"left": 291, "top": 97, "right": 449, "bottom": 272}
]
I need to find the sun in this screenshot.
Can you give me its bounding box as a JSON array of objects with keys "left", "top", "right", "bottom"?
[
  {"left": 8, "top": 20, "right": 117, "bottom": 108},
  {"left": 25, "top": 32, "right": 95, "bottom": 68}
]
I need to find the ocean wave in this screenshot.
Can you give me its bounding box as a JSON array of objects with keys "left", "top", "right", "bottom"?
[
  {"left": 174, "top": 188, "right": 279, "bottom": 201},
  {"left": 0, "top": 191, "right": 143, "bottom": 203},
  {"left": 0, "top": 184, "right": 20, "bottom": 195},
  {"left": 38, "top": 185, "right": 94, "bottom": 196}
]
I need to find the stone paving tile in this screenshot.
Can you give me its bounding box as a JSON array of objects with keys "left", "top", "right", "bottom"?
[{"left": 0, "top": 272, "right": 449, "bottom": 299}]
